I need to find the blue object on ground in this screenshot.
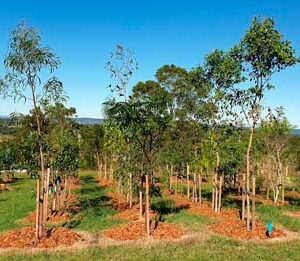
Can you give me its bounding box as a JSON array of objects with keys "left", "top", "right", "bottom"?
[{"left": 267, "top": 222, "right": 273, "bottom": 233}]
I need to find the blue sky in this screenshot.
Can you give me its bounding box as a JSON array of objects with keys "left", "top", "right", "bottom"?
[{"left": 0, "top": 0, "right": 299, "bottom": 126}]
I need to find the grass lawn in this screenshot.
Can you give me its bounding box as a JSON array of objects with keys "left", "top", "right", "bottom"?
[
  {"left": 65, "top": 170, "right": 124, "bottom": 232},
  {"left": 0, "top": 175, "right": 35, "bottom": 231},
  {"left": 2, "top": 170, "right": 300, "bottom": 260}
]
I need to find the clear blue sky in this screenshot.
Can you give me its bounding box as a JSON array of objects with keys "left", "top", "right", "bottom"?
[{"left": 0, "top": 0, "right": 299, "bottom": 126}]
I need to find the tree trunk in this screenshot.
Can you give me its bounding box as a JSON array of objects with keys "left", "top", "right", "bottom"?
[
  {"left": 35, "top": 178, "right": 41, "bottom": 241},
  {"left": 169, "top": 164, "right": 173, "bottom": 191},
  {"left": 218, "top": 175, "right": 223, "bottom": 213},
  {"left": 104, "top": 163, "right": 107, "bottom": 179},
  {"left": 129, "top": 173, "right": 132, "bottom": 208},
  {"left": 246, "top": 127, "right": 254, "bottom": 231},
  {"left": 282, "top": 166, "right": 288, "bottom": 205},
  {"left": 175, "top": 170, "right": 178, "bottom": 195},
  {"left": 251, "top": 172, "right": 256, "bottom": 231},
  {"left": 139, "top": 178, "right": 143, "bottom": 220},
  {"left": 212, "top": 173, "right": 215, "bottom": 210},
  {"left": 187, "top": 164, "right": 190, "bottom": 199},
  {"left": 145, "top": 174, "right": 150, "bottom": 236},
  {"left": 43, "top": 168, "right": 51, "bottom": 224},
  {"left": 198, "top": 173, "right": 202, "bottom": 205}
]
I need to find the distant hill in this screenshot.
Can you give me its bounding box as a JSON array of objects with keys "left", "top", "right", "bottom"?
[
  {"left": 73, "top": 117, "right": 103, "bottom": 125},
  {"left": 293, "top": 129, "right": 300, "bottom": 136}
]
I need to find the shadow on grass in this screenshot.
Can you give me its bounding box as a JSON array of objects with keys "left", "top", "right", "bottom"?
[{"left": 65, "top": 174, "right": 122, "bottom": 232}]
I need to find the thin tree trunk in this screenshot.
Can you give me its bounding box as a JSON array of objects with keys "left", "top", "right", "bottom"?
[
  {"left": 242, "top": 172, "right": 245, "bottom": 220},
  {"left": 252, "top": 172, "right": 256, "bottom": 231},
  {"left": 187, "top": 164, "right": 190, "bottom": 199},
  {"left": 198, "top": 173, "right": 202, "bottom": 205},
  {"left": 145, "top": 174, "right": 150, "bottom": 236},
  {"left": 43, "top": 168, "right": 50, "bottom": 224},
  {"left": 246, "top": 127, "right": 254, "bottom": 231},
  {"left": 139, "top": 178, "right": 143, "bottom": 220},
  {"left": 129, "top": 173, "right": 132, "bottom": 208},
  {"left": 218, "top": 175, "right": 223, "bottom": 213},
  {"left": 212, "top": 173, "right": 215, "bottom": 210},
  {"left": 35, "top": 178, "right": 40, "bottom": 241},
  {"left": 282, "top": 166, "right": 288, "bottom": 205},
  {"left": 193, "top": 172, "right": 197, "bottom": 203}
]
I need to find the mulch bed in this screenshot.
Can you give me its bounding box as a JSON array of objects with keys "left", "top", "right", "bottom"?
[
  {"left": 0, "top": 227, "right": 82, "bottom": 248},
  {"left": 113, "top": 204, "right": 156, "bottom": 221},
  {"left": 68, "top": 178, "right": 81, "bottom": 191},
  {"left": 104, "top": 221, "right": 185, "bottom": 241},
  {"left": 107, "top": 191, "right": 129, "bottom": 211},
  {"left": 209, "top": 220, "right": 285, "bottom": 240},
  {"left": 228, "top": 195, "right": 288, "bottom": 206},
  {"left": 21, "top": 211, "right": 70, "bottom": 225},
  {"left": 0, "top": 184, "right": 10, "bottom": 191},
  {"left": 98, "top": 178, "right": 114, "bottom": 188},
  {"left": 1, "top": 177, "right": 15, "bottom": 184},
  {"left": 188, "top": 203, "right": 239, "bottom": 220}
]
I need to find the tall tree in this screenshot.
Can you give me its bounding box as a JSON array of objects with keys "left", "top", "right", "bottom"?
[
  {"left": 232, "top": 17, "right": 299, "bottom": 231},
  {"left": 0, "top": 22, "right": 63, "bottom": 240}
]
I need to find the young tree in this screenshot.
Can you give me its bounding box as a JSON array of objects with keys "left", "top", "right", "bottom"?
[
  {"left": 232, "top": 17, "right": 299, "bottom": 231},
  {"left": 0, "top": 22, "right": 63, "bottom": 240}
]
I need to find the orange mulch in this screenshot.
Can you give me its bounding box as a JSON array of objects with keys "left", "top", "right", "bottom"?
[
  {"left": 285, "top": 191, "right": 300, "bottom": 200},
  {"left": 98, "top": 178, "right": 114, "bottom": 188},
  {"left": 113, "top": 204, "right": 156, "bottom": 221},
  {"left": 68, "top": 178, "right": 81, "bottom": 190},
  {"left": 0, "top": 227, "right": 82, "bottom": 249},
  {"left": 21, "top": 212, "right": 70, "bottom": 225},
  {"left": 188, "top": 203, "right": 239, "bottom": 220},
  {"left": 0, "top": 184, "right": 10, "bottom": 191},
  {"left": 166, "top": 193, "right": 239, "bottom": 220},
  {"left": 1, "top": 177, "right": 15, "bottom": 184},
  {"left": 228, "top": 194, "right": 288, "bottom": 206},
  {"left": 107, "top": 191, "right": 129, "bottom": 211},
  {"left": 209, "top": 220, "right": 285, "bottom": 240},
  {"left": 104, "top": 222, "right": 185, "bottom": 241}
]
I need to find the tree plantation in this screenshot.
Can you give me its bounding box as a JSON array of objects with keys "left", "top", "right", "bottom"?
[{"left": 0, "top": 15, "right": 300, "bottom": 260}]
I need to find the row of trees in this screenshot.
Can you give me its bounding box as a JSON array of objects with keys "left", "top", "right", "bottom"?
[{"left": 94, "top": 17, "right": 299, "bottom": 234}]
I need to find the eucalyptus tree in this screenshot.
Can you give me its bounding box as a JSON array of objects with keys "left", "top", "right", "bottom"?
[
  {"left": 230, "top": 17, "right": 299, "bottom": 231},
  {"left": 0, "top": 22, "right": 64, "bottom": 240},
  {"left": 259, "top": 108, "right": 293, "bottom": 204}
]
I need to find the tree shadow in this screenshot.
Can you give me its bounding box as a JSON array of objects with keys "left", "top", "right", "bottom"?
[{"left": 65, "top": 174, "right": 115, "bottom": 229}]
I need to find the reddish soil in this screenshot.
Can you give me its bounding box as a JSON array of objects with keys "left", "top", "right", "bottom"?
[
  {"left": 104, "top": 221, "right": 185, "bottom": 241},
  {"left": 113, "top": 204, "right": 156, "bottom": 221},
  {"left": 209, "top": 220, "right": 285, "bottom": 240},
  {"left": 0, "top": 227, "right": 82, "bottom": 249}
]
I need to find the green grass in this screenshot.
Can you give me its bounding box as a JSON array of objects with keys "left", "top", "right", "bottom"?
[
  {"left": 0, "top": 176, "right": 35, "bottom": 232},
  {"left": 2, "top": 236, "right": 300, "bottom": 260},
  {"left": 2, "top": 172, "right": 300, "bottom": 260},
  {"left": 165, "top": 210, "right": 213, "bottom": 231},
  {"left": 65, "top": 170, "right": 124, "bottom": 232},
  {"left": 257, "top": 204, "right": 300, "bottom": 231}
]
